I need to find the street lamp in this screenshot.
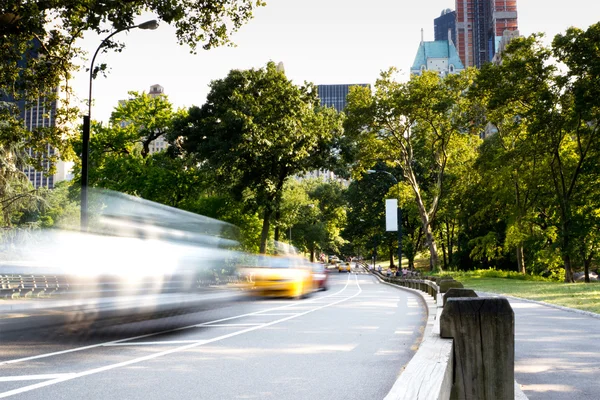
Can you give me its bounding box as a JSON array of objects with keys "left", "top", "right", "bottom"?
[
  {"left": 81, "top": 19, "right": 159, "bottom": 230},
  {"left": 367, "top": 169, "right": 402, "bottom": 270}
]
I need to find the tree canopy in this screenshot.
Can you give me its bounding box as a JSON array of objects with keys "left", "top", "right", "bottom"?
[{"left": 172, "top": 62, "right": 344, "bottom": 253}]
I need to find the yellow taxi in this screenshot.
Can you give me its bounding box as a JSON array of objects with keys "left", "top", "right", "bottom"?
[
  {"left": 241, "top": 255, "right": 314, "bottom": 299},
  {"left": 338, "top": 262, "right": 352, "bottom": 273}
]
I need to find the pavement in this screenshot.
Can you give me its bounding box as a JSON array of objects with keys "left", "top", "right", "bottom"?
[
  {"left": 361, "top": 264, "right": 600, "bottom": 400},
  {"left": 482, "top": 293, "right": 600, "bottom": 400}
]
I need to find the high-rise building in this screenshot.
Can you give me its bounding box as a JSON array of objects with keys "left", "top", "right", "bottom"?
[
  {"left": 434, "top": 9, "right": 457, "bottom": 44},
  {"left": 456, "top": 0, "right": 518, "bottom": 68},
  {"left": 20, "top": 96, "right": 73, "bottom": 188},
  {"left": 492, "top": 29, "right": 520, "bottom": 64},
  {"left": 411, "top": 32, "right": 465, "bottom": 77},
  {"left": 317, "top": 84, "right": 370, "bottom": 113},
  {"left": 3, "top": 40, "right": 73, "bottom": 189},
  {"left": 300, "top": 83, "right": 370, "bottom": 186}
]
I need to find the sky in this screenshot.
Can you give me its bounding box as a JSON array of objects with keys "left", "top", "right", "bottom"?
[{"left": 70, "top": 0, "right": 600, "bottom": 124}]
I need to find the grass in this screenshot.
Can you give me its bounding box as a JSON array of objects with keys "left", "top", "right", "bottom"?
[
  {"left": 368, "top": 253, "right": 430, "bottom": 271},
  {"left": 440, "top": 270, "right": 600, "bottom": 314}
]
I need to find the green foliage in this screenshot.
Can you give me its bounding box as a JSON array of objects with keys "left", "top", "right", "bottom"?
[
  {"left": 472, "top": 24, "right": 600, "bottom": 282},
  {"left": 279, "top": 179, "right": 347, "bottom": 260},
  {"left": 17, "top": 181, "right": 79, "bottom": 229},
  {"left": 173, "top": 62, "right": 343, "bottom": 252},
  {"left": 344, "top": 68, "right": 481, "bottom": 271},
  {"left": 181, "top": 195, "right": 263, "bottom": 253},
  {"left": 1, "top": 0, "right": 262, "bottom": 176},
  {"left": 71, "top": 91, "right": 207, "bottom": 208},
  {"left": 0, "top": 142, "right": 40, "bottom": 226},
  {"left": 440, "top": 268, "right": 555, "bottom": 282}
]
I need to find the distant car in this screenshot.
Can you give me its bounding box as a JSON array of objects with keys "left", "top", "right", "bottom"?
[
  {"left": 338, "top": 262, "right": 351, "bottom": 273},
  {"left": 328, "top": 255, "right": 339, "bottom": 264},
  {"left": 311, "top": 263, "right": 329, "bottom": 291},
  {"left": 241, "top": 255, "right": 314, "bottom": 299}
]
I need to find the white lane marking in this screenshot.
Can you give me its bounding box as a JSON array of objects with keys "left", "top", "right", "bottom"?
[
  {"left": 249, "top": 312, "right": 298, "bottom": 316},
  {"left": 201, "top": 323, "right": 263, "bottom": 327},
  {"left": 0, "top": 374, "right": 76, "bottom": 382},
  {"left": 0, "top": 276, "right": 361, "bottom": 398},
  {"left": 0, "top": 275, "right": 352, "bottom": 367},
  {"left": 103, "top": 340, "right": 207, "bottom": 347}
]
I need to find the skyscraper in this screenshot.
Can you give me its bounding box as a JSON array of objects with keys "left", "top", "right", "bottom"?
[
  {"left": 21, "top": 96, "right": 68, "bottom": 189},
  {"left": 456, "top": 0, "right": 518, "bottom": 68},
  {"left": 434, "top": 9, "right": 457, "bottom": 44},
  {"left": 317, "top": 84, "right": 370, "bottom": 113},
  {"left": 3, "top": 41, "right": 73, "bottom": 189}
]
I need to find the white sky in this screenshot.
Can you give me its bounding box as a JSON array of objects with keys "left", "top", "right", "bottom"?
[{"left": 70, "top": 0, "right": 600, "bottom": 123}]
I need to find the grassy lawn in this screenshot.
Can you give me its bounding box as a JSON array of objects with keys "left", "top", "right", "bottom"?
[
  {"left": 369, "top": 254, "right": 430, "bottom": 271},
  {"left": 368, "top": 254, "right": 600, "bottom": 315},
  {"left": 448, "top": 274, "right": 600, "bottom": 314}
]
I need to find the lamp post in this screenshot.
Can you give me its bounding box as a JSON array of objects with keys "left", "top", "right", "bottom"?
[
  {"left": 81, "top": 19, "right": 159, "bottom": 230},
  {"left": 367, "top": 169, "right": 402, "bottom": 270}
]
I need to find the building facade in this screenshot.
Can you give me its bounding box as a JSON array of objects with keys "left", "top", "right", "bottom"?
[
  {"left": 300, "top": 83, "right": 370, "bottom": 186},
  {"left": 317, "top": 84, "right": 370, "bottom": 113},
  {"left": 4, "top": 41, "right": 73, "bottom": 189},
  {"left": 456, "top": 0, "right": 518, "bottom": 68},
  {"left": 411, "top": 34, "right": 465, "bottom": 76},
  {"left": 434, "top": 9, "right": 457, "bottom": 44},
  {"left": 147, "top": 84, "right": 169, "bottom": 154},
  {"left": 117, "top": 84, "right": 169, "bottom": 154}
]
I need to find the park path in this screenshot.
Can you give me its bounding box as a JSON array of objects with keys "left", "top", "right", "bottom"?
[{"left": 485, "top": 295, "right": 600, "bottom": 400}]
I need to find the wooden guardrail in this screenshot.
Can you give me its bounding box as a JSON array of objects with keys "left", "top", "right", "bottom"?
[{"left": 362, "top": 266, "right": 522, "bottom": 400}]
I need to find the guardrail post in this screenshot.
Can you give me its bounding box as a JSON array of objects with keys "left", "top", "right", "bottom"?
[
  {"left": 438, "top": 279, "right": 464, "bottom": 293},
  {"left": 440, "top": 297, "right": 514, "bottom": 400},
  {"left": 443, "top": 288, "right": 478, "bottom": 306}
]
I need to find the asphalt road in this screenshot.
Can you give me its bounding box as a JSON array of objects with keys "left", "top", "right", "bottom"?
[{"left": 0, "top": 269, "right": 426, "bottom": 399}]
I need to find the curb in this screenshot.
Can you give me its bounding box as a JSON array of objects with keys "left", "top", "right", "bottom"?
[{"left": 361, "top": 266, "right": 529, "bottom": 400}]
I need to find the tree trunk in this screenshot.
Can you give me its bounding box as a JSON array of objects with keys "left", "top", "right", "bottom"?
[
  {"left": 516, "top": 244, "right": 526, "bottom": 274},
  {"left": 273, "top": 208, "right": 280, "bottom": 252},
  {"left": 449, "top": 220, "right": 455, "bottom": 266},
  {"left": 310, "top": 244, "right": 316, "bottom": 263},
  {"left": 413, "top": 191, "right": 440, "bottom": 272},
  {"left": 441, "top": 240, "right": 448, "bottom": 269},
  {"left": 425, "top": 224, "right": 439, "bottom": 272},
  {"left": 584, "top": 255, "right": 592, "bottom": 283},
  {"left": 259, "top": 208, "right": 272, "bottom": 254},
  {"left": 563, "top": 253, "right": 574, "bottom": 283}
]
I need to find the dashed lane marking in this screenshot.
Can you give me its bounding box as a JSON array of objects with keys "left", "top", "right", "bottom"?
[
  {"left": 0, "top": 274, "right": 362, "bottom": 399},
  {"left": 103, "top": 340, "right": 207, "bottom": 347},
  {"left": 0, "top": 275, "right": 351, "bottom": 368}
]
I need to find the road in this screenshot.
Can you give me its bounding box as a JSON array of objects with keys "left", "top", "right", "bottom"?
[{"left": 0, "top": 269, "right": 426, "bottom": 399}]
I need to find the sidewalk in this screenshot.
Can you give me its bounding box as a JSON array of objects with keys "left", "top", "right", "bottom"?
[{"left": 482, "top": 294, "right": 600, "bottom": 400}]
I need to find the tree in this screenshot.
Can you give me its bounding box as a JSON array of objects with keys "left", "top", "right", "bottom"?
[
  {"left": 0, "top": 142, "right": 41, "bottom": 226},
  {"left": 344, "top": 69, "right": 480, "bottom": 271},
  {"left": 468, "top": 26, "right": 600, "bottom": 282},
  {"left": 71, "top": 91, "right": 206, "bottom": 208},
  {"left": 0, "top": 0, "right": 264, "bottom": 173},
  {"left": 111, "top": 91, "right": 179, "bottom": 158},
  {"left": 173, "top": 62, "right": 343, "bottom": 253},
  {"left": 343, "top": 164, "right": 400, "bottom": 267}
]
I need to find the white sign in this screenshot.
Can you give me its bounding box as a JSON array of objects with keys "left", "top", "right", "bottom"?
[{"left": 386, "top": 199, "right": 398, "bottom": 231}]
